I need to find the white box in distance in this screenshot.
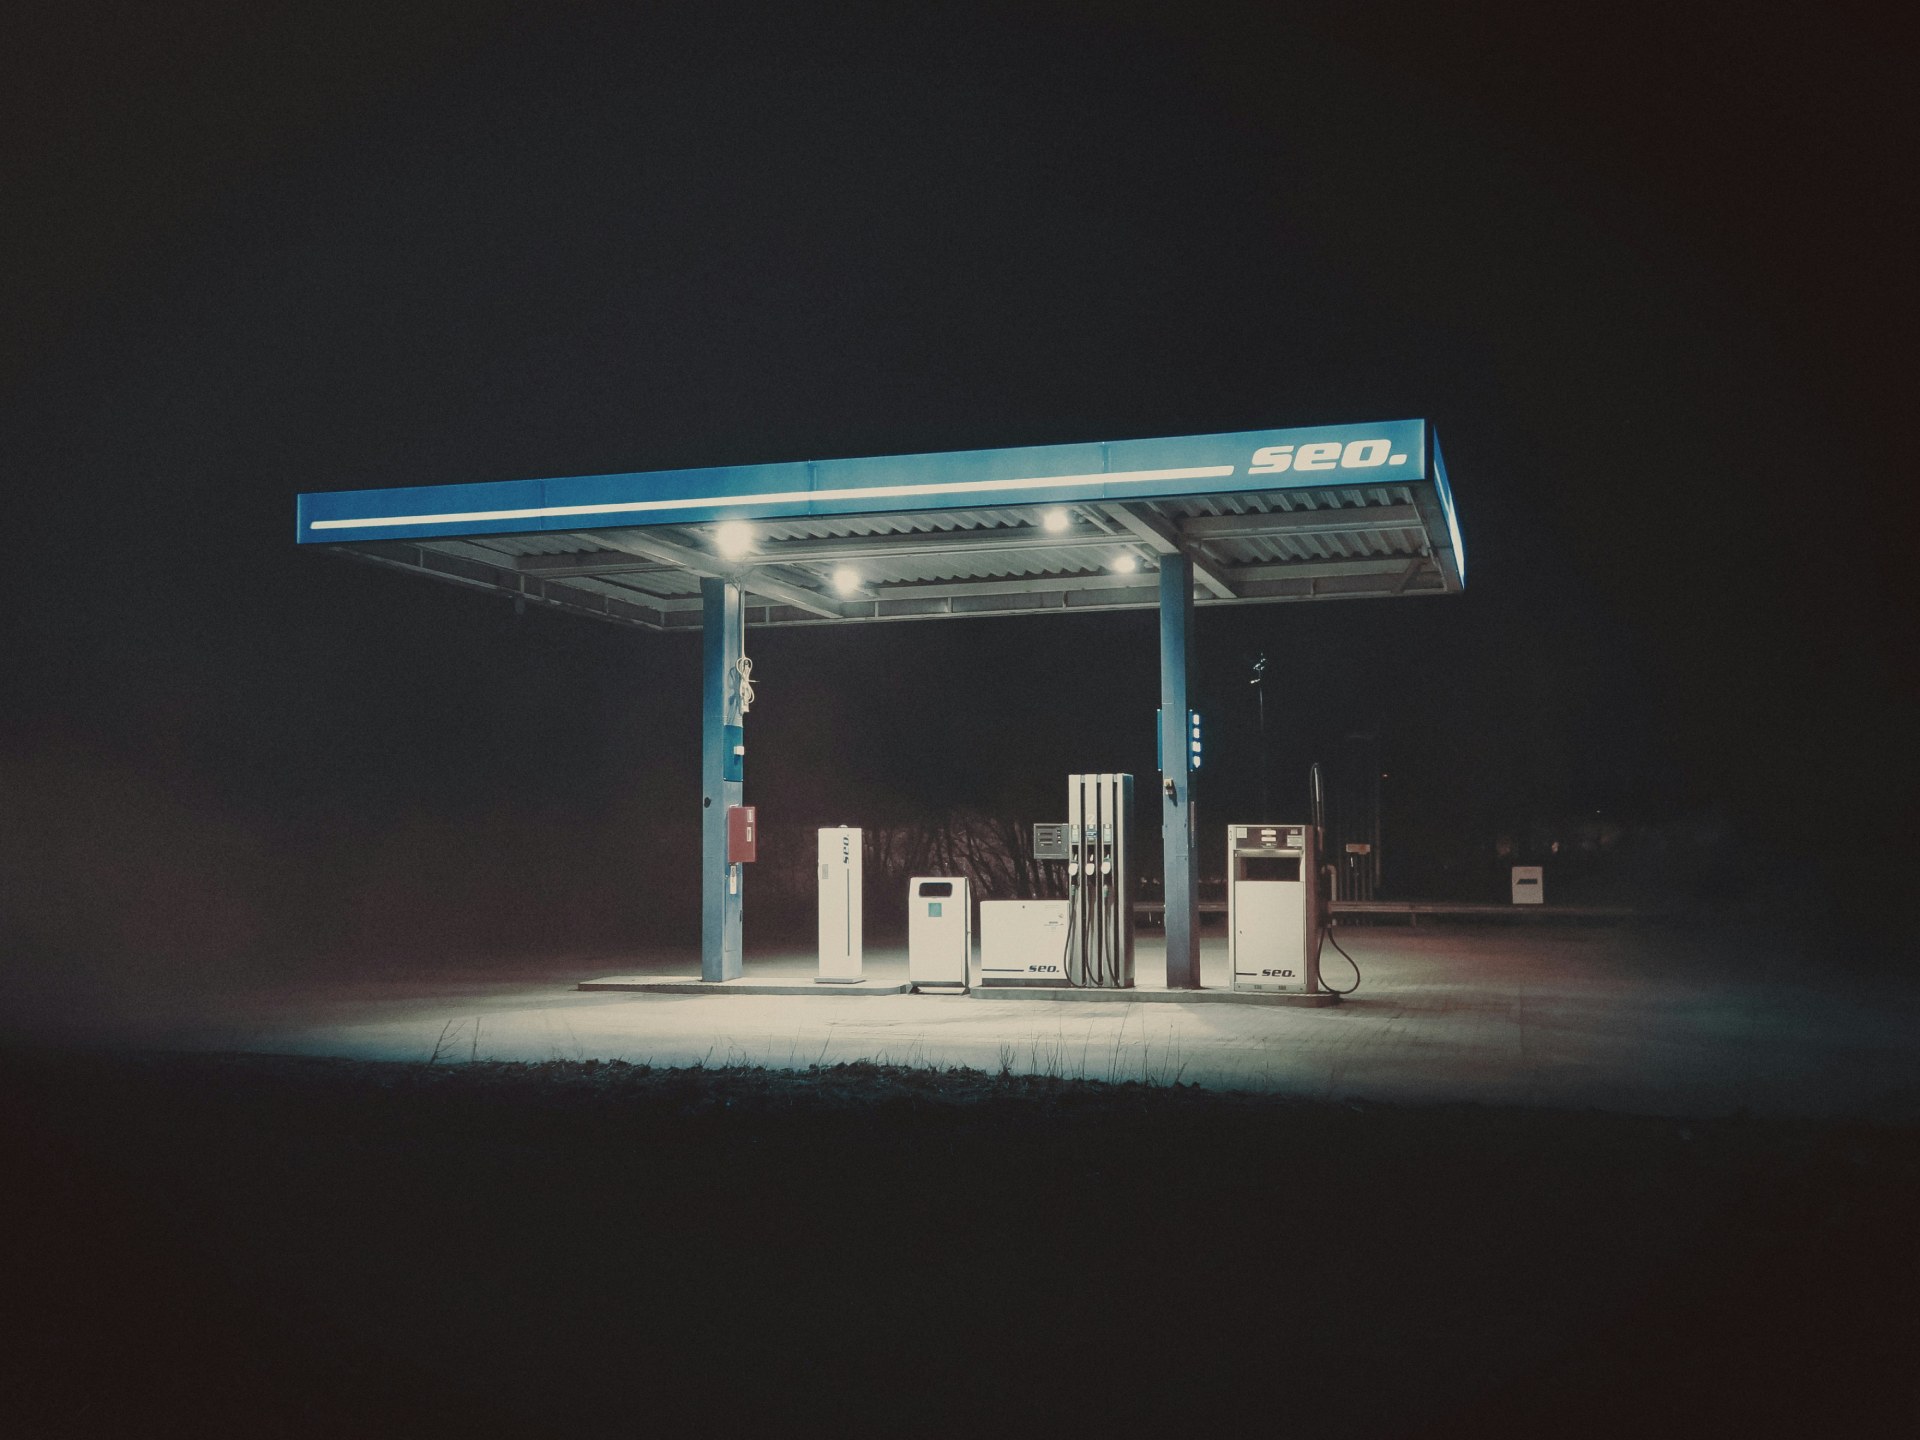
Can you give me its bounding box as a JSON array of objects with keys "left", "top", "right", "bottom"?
[
  {"left": 817, "top": 828, "right": 863, "bottom": 982},
  {"left": 1511, "top": 865, "right": 1545, "bottom": 905},
  {"left": 907, "top": 877, "right": 971, "bottom": 990},
  {"left": 978, "top": 900, "right": 1069, "bottom": 986}
]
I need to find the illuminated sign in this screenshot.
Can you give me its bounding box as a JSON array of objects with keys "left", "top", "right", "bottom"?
[{"left": 1248, "top": 438, "right": 1409, "bottom": 474}]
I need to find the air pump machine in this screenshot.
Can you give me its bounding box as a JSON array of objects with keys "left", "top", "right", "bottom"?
[
  {"left": 1229, "top": 762, "right": 1361, "bottom": 996},
  {"left": 1228, "top": 823, "right": 1325, "bottom": 993}
]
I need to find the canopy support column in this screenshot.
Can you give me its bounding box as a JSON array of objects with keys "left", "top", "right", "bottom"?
[
  {"left": 701, "top": 578, "right": 744, "bottom": 982},
  {"left": 1159, "top": 556, "right": 1201, "bottom": 989}
]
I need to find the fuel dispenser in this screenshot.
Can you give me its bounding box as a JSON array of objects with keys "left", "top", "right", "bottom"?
[
  {"left": 977, "top": 776, "right": 1134, "bottom": 988},
  {"left": 1064, "top": 773, "right": 1135, "bottom": 988},
  {"left": 1228, "top": 823, "right": 1325, "bottom": 993},
  {"left": 907, "top": 877, "right": 971, "bottom": 991}
]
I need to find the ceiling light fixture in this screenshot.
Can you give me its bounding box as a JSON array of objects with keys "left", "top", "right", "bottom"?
[{"left": 714, "top": 520, "right": 756, "bottom": 560}]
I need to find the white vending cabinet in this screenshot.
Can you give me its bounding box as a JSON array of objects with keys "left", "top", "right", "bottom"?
[
  {"left": 907, "top": 876, "right": 971, "bottom": 991},
  {"left": 817, "top": 827, "right": 863, "bottom": 983},
  {"left": 978, "top": 900, "right": 1070, "bottom": 985}
]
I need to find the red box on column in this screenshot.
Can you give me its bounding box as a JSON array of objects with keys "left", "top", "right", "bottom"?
[{"left": 727, "top": 805, "right": 757, "bottom": 863}]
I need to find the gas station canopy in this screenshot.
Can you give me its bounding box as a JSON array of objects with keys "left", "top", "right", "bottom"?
[
  {"left": 296, "top": 419, "right": 1465, "bottom": 628},
  {"left": 296, "top": 417, "right": 1465, "bottom": 990}
]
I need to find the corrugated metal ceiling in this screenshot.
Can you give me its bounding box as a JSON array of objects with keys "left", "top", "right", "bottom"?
[{"left": 349, "top": 482, "right": 1456, "bottom": 629}]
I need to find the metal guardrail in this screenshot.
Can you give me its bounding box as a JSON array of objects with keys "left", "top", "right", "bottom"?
[
  {"left": 1131, "top": 899, "right": 1641, "bottom": 924},
  {"left": 1329, "top": 900, "right": 1641, "bottom": 922}
]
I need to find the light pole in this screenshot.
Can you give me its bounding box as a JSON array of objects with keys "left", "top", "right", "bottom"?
[{"left": 1250, "top": 652, "right": 1269, "bottom": 818}]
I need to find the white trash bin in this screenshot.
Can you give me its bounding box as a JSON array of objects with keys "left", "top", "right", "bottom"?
[{"left": 907, "top": 877, "right": 971, "bottom": 991}]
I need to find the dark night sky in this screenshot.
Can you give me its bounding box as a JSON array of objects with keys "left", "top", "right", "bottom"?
[{"left": 2, "top": 2, "right": 1912, "bottom": 967}]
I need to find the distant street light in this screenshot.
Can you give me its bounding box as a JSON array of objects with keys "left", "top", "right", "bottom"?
[{"left": 1250, "top": 652, "right": 1269, "bottom": 817}]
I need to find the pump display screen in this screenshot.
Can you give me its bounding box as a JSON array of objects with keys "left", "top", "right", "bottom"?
[
  {"left": 1241, "top": 856, "right": 1301, "bottom": 882},
  {"left": 1032, "top": 823, "right": 1070, "bottom": 861},
  {"left": 917, "top": 881, "right": 954, "bottom": 897}
]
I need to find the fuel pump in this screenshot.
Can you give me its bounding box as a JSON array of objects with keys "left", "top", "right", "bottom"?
[
  {"left": 1063, "top": 773, "right": 1135, "bottom": 988},
  {"left": 1227, "top": 823, "right": 1322, "bottom": 993},
  {"left": 1227, "top": 765, "right": 1362, "bottom": 995}
]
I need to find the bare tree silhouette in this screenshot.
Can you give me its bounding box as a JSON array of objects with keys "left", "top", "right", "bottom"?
[{"left": 757, "top": 809, "right": 1064, "bottom": 904}]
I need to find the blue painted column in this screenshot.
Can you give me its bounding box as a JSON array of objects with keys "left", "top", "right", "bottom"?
[
  {"left": 1159, "top": 555, "right": 1201, "bottom": 989},
  {"left": 701, "top": 578, "right": 745, "bottom": 982}
]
